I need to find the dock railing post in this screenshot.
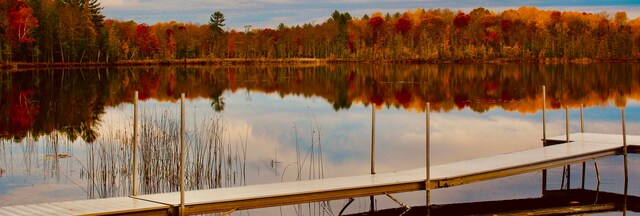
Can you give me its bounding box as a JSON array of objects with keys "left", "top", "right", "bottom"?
[
  {"left": 542, "top": 86, "right": 547, "bottom": 194},
  {"left": 565, "top": 106, "right": 570, "bottom": 190},
  {"left": 580, "top": 104, "right": 585, "bottom": 189},
  {"left": 542, "top": 86, "right": 547, "bottom": 145},
  {"left": 132, "top": 91, "right": 138, "bottom": 197},
  {"left": 370, "top": 105, "right": 376, "bottom": 212},
  {"left": 371, "top": 105, "right": 375, "bottom": 175},
  {"left": 180, "top": 93, "right": 186, "bottom": 216},
  {"left": 426, "top": 102, "right": 431, "bottom": 214},
  {"left": 622, "top": 109, "right": 628, "bottom": 215}
]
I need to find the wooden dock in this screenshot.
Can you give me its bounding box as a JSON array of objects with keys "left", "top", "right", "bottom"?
[{"left": 1, "top": 132, "right": 636, "bottom": 215}]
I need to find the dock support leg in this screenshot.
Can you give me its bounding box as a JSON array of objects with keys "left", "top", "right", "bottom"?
[
  {"left": 338, "top": 198, "right": 354, "bottom": 216},
  {"left": 385, "top": 193, "right": 411, "bottom": 215},
  {"left": 370, "top": 105, "right": 376, "bottom": 212},
  {"left": 581, "top": 163, "right": 586, "bottom": 189},
  {"left": 132, "top": 91, "right": 138, "bottom": 197},
  {"left": 622, "top": 109, "right": 628, "bottom": 215},
  {"left": 542, "top": 170, "right": 547, "bottom": 195},
  {"left": 180, "top": 93, "right": 186, "bottom": 216},
  {"left": 580, "top": 104, "right": 585, "bottom": 190},
  {"left": 594, "top": 159, "right": 601, "bottom": 204},
  {"left": 541, "top": 86, "right": 547, "bottom": 195},
  {"left": 371, "top": 105, "right": 375, "bottom": 175},
  {"left": 565, "top": 106, "right": 570, "bottom": 190},
  {"left": 426, "top": 102, "right": 431, "bottom": 215}
]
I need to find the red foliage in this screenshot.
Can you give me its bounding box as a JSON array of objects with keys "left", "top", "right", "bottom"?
[
  {"left": 368, "top": 16, "right": 385, "bottom": 29},
  {"left": 500, "top": 19, "right": 512, "bottom": 32},
  {"left": 394, "top": 87, "right": 412, "bottom": 107},
  {"left": 261, "top": 29, "right": 280, "bottom": 43},
  {"left": 6, "top": 0, "right": 38, "bottom": 45},
  {"left": 228, "top": 68, "right": 237, "bottom": 91},
  {"left": 454, "top": 94, "right": 470, "bottom": 109},
  {"left": 395, "top": 17, "right": 412, "bottom": 35},
  {"left": 135, "top": 24, "right": 160, "bottom": 57},
  {"left": 485, "top": 31, "right": 499, "bottom": 42},
  {"left": 228, "top": 32, "right": 236, "bottom": 58},
  {"left": 9, "top": 90, "right": 40, "bottom": 132},
  {"left": 347, "top": 31, "right": 356, "bottom": 53},
  {"left": 137, "top": 71, "right": 160, "bottom": 100},
  {"left": 166, "top": 70, "right": 176, "bottom": 96},
  {"left": 550, "top": 11, "right": 562, "bottom": 23},
  {"left": 453, "top": 12, "right": 471, "bottom": 28},
  {"left": 165, "top": 28, "right": 176, "bottom": 57}
]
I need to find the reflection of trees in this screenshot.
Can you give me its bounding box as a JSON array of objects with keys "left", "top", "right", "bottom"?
[{"left": 1, "top": 63, "right": 640, "bottom": 141}]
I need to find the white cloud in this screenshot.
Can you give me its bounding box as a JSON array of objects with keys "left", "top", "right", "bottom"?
[{"left": 100, "top": 0, "right": 640, "bottom": 30}]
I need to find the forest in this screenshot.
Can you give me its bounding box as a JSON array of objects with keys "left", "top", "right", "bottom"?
[{"left": 2, "top": 0, "right": 640, "bottom": 63}]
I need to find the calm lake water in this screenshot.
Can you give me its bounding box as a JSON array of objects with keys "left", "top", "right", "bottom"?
[{"left": 0, "top": 63, "right": 639, "bottom": 215}]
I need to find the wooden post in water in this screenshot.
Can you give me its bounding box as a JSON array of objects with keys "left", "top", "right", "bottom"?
[
  {"left": 371, "top": 105, "right": 376, "bottom": 175},
  {"left": 370, "top": 105, "right": 376, "bottom": 212},
  {"left": 132, "top": 91, "right": 138, "bottom": 197},
  {"left": 426, "top": 103, "right": 431, "bottom": 213},
  {"left": 542, "top": 86, "right": 547, "bottom": 194},
  {"left": 622, "top": 109, "right": 629, "bottom": 215},
  {"left": 542, "top": 86, "right": 547, "bottom": 145},
  {"left": 580, "top": 104, "right": 585, "bottom": 189},
  {"left": 565, "top": 106, "right": 570, "bottom": 190},
  {"left": 180, "top": 93, "right": 186, "bottom": 216}
]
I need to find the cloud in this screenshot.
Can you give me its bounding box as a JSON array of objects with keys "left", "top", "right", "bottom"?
[{"left": 100, "top": 0, "right": 640, "bottom": 29}]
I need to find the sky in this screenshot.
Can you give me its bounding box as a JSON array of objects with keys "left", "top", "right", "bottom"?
[{"left": 100, "top": 0, "right": 640, "bottom": 30}]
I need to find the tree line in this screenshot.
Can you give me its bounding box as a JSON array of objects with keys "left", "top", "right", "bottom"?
[{"left": 2, "top": 1, "right": 640, "bottom": 63}]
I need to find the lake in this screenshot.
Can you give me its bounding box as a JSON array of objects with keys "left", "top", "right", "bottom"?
[{"left": 0, "top": 63, "right": 639, "bottom": 215}]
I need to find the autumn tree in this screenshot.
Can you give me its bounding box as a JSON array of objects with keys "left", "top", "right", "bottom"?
[
  {"left": 165, "top": 28, "right": 176, "bottom": 58},
  {"left": 1, "top": 0, "right": 38, "bottom": 61},
  {"left": 135, "top": 24, "right": 159, "bottom": 58}
]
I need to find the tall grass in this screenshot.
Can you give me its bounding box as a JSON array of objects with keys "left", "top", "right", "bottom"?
[
  {"left": 82, "top": 108, "right": 247, "bottom": 198},
  {"left": 277, "top": 116, "right": 332, "bottom": 216}
]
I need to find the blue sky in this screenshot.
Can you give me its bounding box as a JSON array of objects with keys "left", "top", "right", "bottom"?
[{"left": 100, "top": 0, "right": 640, "bottom": 30}]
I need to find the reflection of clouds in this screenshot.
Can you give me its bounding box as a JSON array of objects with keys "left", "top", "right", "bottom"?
[{"left": 0, "top": 179, "right": 85, "bottom": 206}]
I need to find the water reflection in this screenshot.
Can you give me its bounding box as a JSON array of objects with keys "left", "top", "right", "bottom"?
[
  {"left": 0, "top": 64, "right": 639, "bottom": 215},
  {"left": 1, "top": 64, "right": 639, "bottom": 142}
]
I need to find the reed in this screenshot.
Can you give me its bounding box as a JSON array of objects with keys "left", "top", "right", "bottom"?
[
  {"left": 82, "top": 107, "right": 247, "bottom": 197},
  {"left": 277, "top": 116, "right": 332, "bottom": 216}
]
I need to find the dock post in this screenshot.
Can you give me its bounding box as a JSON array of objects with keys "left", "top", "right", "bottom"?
[
  {"left": 565, "top": 106, "right": 570, "bottom": 190},
  {"left": 542, "top": 86, "right": 547, "bottom": 145},
  {"left": 370, "top": 105, "right": 376, "bottom": 212},
  {"left": 371, "top": 105, "right": 375, "bottom": 175},
  {"left": 541, "top": 86, "right": 547, "bottom": 194},
  {"left": 426, "top": 103, "right": 431, "bottom": 213},
  {"left": 622, "top": 109, "right": 628, "bottom": 215},
  {"left": 180, "top": 93, "right": 186, "bottom": 216},
  {"left": 580, "top": 104, "right": 584, "bottom": 133},
  {"left": 580, "top": 104, "right": 585, "bottom": 189},
  {"left": 132, "top": 91, "right": 138, "bottom": 197}
]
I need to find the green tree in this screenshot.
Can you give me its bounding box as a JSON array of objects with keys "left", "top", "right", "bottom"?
[{"left": 208, "top": 11, "right": 225, "bottom": 39}]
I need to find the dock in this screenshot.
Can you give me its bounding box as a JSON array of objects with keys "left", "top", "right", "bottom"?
[{"left": 1, "top": 132, "right": 637, "bottom": 215}]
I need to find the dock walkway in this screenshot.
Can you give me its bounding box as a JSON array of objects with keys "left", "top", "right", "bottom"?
[{"left": 1, "top": 133, "right": 637, "bottom": 215}]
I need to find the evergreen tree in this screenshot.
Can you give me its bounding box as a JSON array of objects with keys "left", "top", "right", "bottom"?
[{"left": 209, "top": 11, "right": 225, "bottom": 39}]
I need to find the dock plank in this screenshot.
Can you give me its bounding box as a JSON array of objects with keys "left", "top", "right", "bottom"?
[
  {"left": 0, "top": 206, "right": 33, "bottom": 216},
  {"left": 10, "top": 205, "right": 51, "bottom": 216},
  {"left": 41, "top": 197, "right": 168, "bottom": 215},
  {"left": 548, "top": 133, "right": 640, "bottom": 145}
]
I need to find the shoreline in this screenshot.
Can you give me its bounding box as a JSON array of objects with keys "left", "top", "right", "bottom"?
[{"left": 2, "top": 57, "right": 640, "bottom": 70}]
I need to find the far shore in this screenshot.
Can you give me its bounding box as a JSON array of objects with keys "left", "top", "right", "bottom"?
[{"left": 2, "top": 57, "right": 640, "bottom": 70}]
